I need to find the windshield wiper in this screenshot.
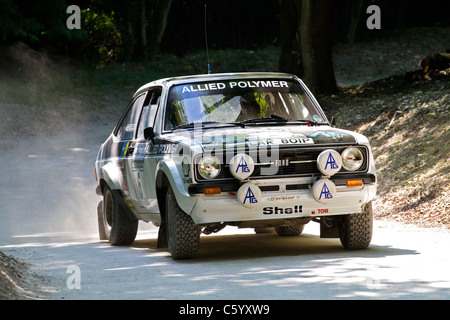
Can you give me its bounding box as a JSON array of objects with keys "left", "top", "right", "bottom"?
[
  {"left": 241, "top": 115, "right": 320, "bottom": 126},
  {"left": 289, "top": 119, "right": 320, "bottom": 126},
  {"left": 173, "top": 121, "right": 245, "bottom": 130},
  {"left": 241, "top": 115, "right": 288, "bottom": 124}
]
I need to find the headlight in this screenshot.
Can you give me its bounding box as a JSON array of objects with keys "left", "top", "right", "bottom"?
[
  {"left": 341, "top": 147, "right": 364, "bottom": 171},
  {"left": 198, "top": 156, "right": 221, "bottom": 179}
]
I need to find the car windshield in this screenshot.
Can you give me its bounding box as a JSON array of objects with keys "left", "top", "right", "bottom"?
[{"left": 164, "top": 79, "right": 326, "bottom": 131}]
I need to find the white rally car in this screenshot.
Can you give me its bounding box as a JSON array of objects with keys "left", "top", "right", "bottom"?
[{"left": 95, "top": 72, "right": 377, "bottom": 259}]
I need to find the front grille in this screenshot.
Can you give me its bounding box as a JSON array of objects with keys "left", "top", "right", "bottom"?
[
  {"left": 259, "top": 185, "right": 280, "bottom": 192},
  {"left": 286, "top": 184, "right": 310, "bottom": 190},
  {"left": 195, "top": 145, "right": 369, "bottom": 181}
]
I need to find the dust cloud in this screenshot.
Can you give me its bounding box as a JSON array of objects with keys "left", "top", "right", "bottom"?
[
  {"left": 0, "top": 42, "right": 115, "bottom": 243},
  {"left": 0, "top": 42, "right": 100, "bottom": 146}
]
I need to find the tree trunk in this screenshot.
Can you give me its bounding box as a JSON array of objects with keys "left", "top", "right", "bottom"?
[
  {"left": 147, "top": 0, "right": 173, "bottom": 59},
  {"left": 279, "top": 0, "right": 304, "bottom": 77},
  {"left": 114, "top": 1, "right": 139, "bottom": 62},
  {"left": 300, "top": 0, "right": 336, "bottom": 95},
  {"left": 141, "top": 0, "right": 148, "bottom": 60},
  {"left": 347, "top": 0, "right": 366, "bottom": 44}
]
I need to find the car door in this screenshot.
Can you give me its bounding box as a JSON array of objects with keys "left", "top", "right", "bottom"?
[
  {"left": 127, "top": 88, "right": 162, "bottom": 214},
  {"left": 112, "top": 92, "right": 147, "bottom": 213}
]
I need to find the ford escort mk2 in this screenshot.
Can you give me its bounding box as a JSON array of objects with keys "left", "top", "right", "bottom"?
[{"left": 95, "top": 72, "right": 377, "bottom": 259}]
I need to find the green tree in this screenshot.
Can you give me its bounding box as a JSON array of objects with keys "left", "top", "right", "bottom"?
[
  {"left": 0, "top": 0, "right": 42, "bottom": 43},
  {"left": 0, "top": 0, "right": 87, "bottom": 55},
  {"left": 97, "top": 0, "right": 172, "bottom": 61}
]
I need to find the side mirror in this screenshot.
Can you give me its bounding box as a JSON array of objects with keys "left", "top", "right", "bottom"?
[
  {"left": 330, "top": 117, "right": 336, "bottom": 127},
  {"left": 144, "top": 127, "right": 155, "bottom": 142}
]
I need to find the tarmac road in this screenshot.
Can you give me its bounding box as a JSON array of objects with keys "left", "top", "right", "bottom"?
[{"left": 1, "top": 123, "right": 449, "bottom": 300}]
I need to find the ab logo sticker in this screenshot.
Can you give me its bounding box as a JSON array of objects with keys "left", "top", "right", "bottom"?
[
  {"left": 230, "top": 154, "right": 254, "bottom": 179},
  {"left": 317, "top": 149, "right": 342, "bottom": 176},
  {"left": 236, "top": 156, "right": 250, "bottom": 173},
  {"left": 243, "top": 187, "right": 258, "bottom": 205},
  {"left": 312, "top": 179, "right": 336, "bottom": 204},
  {"left": 325, "top": 153, "right": 339, "bottom": 170},
  {"left": 237, "top": 182, "right": 261, "bottom": 208},
  {"left": 319, "top": 183, "right": 333, "bottom": 200}
]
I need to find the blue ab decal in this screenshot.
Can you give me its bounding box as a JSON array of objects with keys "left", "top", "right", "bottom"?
[
  {"left": 243, "top": 187, "right": 258, "bottom": 204},
  {"left": 325, "top": 153, "right": 339, "bottom": 170},
  {"left": 236, "top": 156, "right": 250, "bottom": 173},
  {"left": 319, "top": 183, "right": 333, "bottom": 200}
]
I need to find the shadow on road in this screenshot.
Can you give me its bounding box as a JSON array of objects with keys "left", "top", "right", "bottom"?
[
  {"left": 5, "top": 228, "right": 450, "bottom": 300},
  {"left": 131, "top": 230, "right": 417, "bottom": 262}
]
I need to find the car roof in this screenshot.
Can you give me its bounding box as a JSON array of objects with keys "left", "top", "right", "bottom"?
[{"left": 133, "top": 72, "right": 298, "bottom": 97}]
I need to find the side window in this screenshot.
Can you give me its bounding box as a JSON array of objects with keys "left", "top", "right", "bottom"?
[
  {"left": 116, "top": 94, "right": 146, "bottom": 140},
  {"left": 136, "top": 89, "right": 161, "bottom": 140}
]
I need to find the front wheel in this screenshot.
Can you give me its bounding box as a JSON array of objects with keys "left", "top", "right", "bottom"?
[
  {"left": 339, "top": 201, "right": 373, "bottom": 250},
  {"left": 166, "top": 186, "right": 200, "bottom": 259}
]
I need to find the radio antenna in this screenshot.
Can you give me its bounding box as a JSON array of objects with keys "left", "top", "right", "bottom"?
[{"left": 204, "top": 5, "right": 211, "bottom": 74}]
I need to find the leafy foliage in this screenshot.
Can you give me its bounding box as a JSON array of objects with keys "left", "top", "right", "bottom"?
[
  {"left": 0, "top": 0, "right": 42, "bottom": 43},
  {"left": 81, "top": 8, "right": 122, "bottom": 65}
]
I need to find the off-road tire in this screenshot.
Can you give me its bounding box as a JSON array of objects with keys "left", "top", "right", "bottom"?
[
  {"left": 275, "top": 224, "right": 305, "bottom": 236},
  {"left": 166, "top": 186, "right": 200, "bottom": 259},
  {"left": 100, "top": 187, "right": 138, "bottom": 245},
  {"left": 339, "top": 201, "right": 373, "bottom": 250}
]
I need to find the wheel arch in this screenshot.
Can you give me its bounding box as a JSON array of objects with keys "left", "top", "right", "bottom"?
[
  {"left": 155, "top": 159, "right": 197, "bottom": 216},
  {"left": 99, "top": 162, "right": 123, "bottom": 192}
]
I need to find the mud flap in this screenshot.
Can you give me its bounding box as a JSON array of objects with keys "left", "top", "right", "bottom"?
[
  {"left": 97, "top": 200, "right": 107, "bottom": 240},
  {"left": 157, "top": 220, "right": 168, "bottom": 248},
  {"left": 320, "top": 216, "right": 343, "bottom": 238}
]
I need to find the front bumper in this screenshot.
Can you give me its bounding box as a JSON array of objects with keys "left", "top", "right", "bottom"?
[{"left": 187, "top": 176, "right": 377, "bottom": 224}]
